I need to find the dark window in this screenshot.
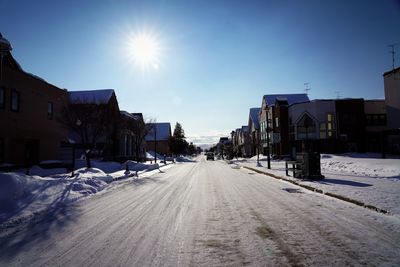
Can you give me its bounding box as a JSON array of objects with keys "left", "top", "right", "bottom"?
[
  {"left": 11, "top": 89, "right": 20, "bottom": 112},
  {"left": 0, "top": 87, "right": 5, "bottom": 109},
  {"left": 365, "top": 114, "right": 387, "bottom": 126},
  {"left": 47, "top": 102, "right": 54, "bottom": 120}
]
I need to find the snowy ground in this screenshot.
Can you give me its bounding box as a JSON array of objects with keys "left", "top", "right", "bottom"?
[
  {"left": 231, "top": 153, "right": 400, "bottom": 216},
  {"left": 0, "top": 159, "right": 179, "bottom": 226},
  {"left": 0, "top": 157, "right": 399, "bottom": 266}
]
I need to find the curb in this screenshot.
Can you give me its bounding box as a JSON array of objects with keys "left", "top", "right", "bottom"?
[
  {"left": 240, "top": 165, "right": 390, "bottom": 215},
  {"left": 113, "top": 162, "right": 172, "bottom": 181}
]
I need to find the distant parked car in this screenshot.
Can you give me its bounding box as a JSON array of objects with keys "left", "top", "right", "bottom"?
[{"left": 206, "top": 153, "right": 214, "bottom": 160}]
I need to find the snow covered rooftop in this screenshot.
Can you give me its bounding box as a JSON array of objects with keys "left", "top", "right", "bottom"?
[
  {"left": 249, "top": 107, "right": 261, "bottom": 129},
  {"left": 145, "top": 123, "right": 171, "bottom": 141},
  {"left": 263, "top": 93, "right": 309, "bottom": 107},
  {"left": 69, "top": 89, "right": 115, "bottom": 104}
]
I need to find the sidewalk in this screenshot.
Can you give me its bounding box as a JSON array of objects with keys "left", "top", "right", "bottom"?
[{"left": 231, "top": 153, "right": 400, "bottom": 216}]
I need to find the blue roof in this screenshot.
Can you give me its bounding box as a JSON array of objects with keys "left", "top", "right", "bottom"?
[
  {"left": 69, "top": 89, "right": 115, "bottom": 104},
  {"left": 263, "top": 93, "right": 309, "bottom": 107},
  {"left": 249, "top": 107, "right": 261, "bottom": 129},
  {"left": 145, "top": 123, "right": 171, "bottom": 141}
]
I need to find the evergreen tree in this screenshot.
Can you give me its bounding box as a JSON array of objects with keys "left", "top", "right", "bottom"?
[
  {"left": 169, "top": 122, "right": 188, "bottom": 155},
  {"left": 173, "top": 122, "right": 185, "bottom": 138}
]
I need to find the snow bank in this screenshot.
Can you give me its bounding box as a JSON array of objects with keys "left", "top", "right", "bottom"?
[
  {"left": 28, "top": 165, "right": 67, "bottom": 176},
  {"left": 124, "top": 161, "right": 159, "bottom": 172},
  {"left": 0, "top": 173, "right": 42, "bottom": 204},
  {"left": 146, "top": 151, "right": 165, "bottom": 160},
  {"left": 74, "top": 160, "right": 122, "bottom": 174},
  {"left": 321, "top": 153, "right": 400, "bottom": 179},
  {"left": 0, "top": 169, "right": 112, "bottom": 222},
  {"left": 175, "top": 156, "right": 194, "bottom": 162}
]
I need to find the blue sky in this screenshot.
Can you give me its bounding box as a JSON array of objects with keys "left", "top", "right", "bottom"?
[{"left": 1, "top": 0, "right": 400, "bottom": 144}]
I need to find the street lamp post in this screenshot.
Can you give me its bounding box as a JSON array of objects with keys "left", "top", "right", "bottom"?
[
  {"left": 154, "top": 124, "right": 157, "bottom": 163},
  {"left": 265, "top": 106, "right": 271, "bottom": 169},
  {"left": 0, "top": 33, "right": 12, "bottom": 81}
]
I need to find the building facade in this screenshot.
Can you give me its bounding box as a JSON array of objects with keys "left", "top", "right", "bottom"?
[
  {"left": 0, "top": 49, "right": 68, "bottom": 166},
  {"left": 145, "top": 122, "right": 172, "bottom": 156},
  {"left": 259, "top": 94, "right": 309, "bottom": 158}
]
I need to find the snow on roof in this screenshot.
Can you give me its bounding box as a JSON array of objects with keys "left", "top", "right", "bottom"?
[
  {"left": 249, "top": 108, "right": 261, "bottom": 129},
  {"left": 219, "top": 137, "right": 229, "bottom": 143},
  {"left": 145, "top": 123, "right": 171, "bottom": 141},
  {"left": 263, "top": 93, "right": 309, "bottom": 107},
  {"left": 69, "top": 89, "right": 115, "bottom": 104}
]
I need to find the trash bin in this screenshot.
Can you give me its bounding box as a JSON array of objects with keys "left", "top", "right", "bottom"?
[{"left": 295, "top": 152, "right": 324, "bottom": 179}]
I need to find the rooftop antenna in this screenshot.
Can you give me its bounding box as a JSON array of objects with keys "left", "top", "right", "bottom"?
[
  {"left": 334, "top": 91, "right": 341, "bottom": 99},
  {"left": 304, "top": 82, "right": 311, "bottom": 95},
  {"left": 388, "top": 43, "right": 398, "bottom": 70}
]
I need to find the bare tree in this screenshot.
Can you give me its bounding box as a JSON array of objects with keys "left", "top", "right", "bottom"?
[
  {"left": 131, "top": 115, "right": 154, "bottom": 162},
  {"left": 59, "top": 100, "right": 117, "bottom": 168}
]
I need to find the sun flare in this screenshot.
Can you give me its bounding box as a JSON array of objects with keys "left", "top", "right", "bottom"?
[{"left": 128, "top": 31, "right": 161, "bottom": 70}]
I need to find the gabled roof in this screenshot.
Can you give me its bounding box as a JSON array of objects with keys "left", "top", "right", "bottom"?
[
  {"left": 120, "top": 111, "right": 144, "bottom": 121},
  {"left": 69, "top": 89, "right": 115, "bottom": 104},
  {"left": 145, "top": 123, "right": 171, "bottom": 141},
  {"left": 249, "top": 107, "right": 261, "bottom": 129},
  {"left": 131, "top": 113, "right": 144, "bottom": 121},
  {"left": 263, "top": 93, "right": 309, "bottom": 107}
]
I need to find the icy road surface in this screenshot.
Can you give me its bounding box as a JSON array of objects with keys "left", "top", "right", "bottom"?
[{"left": 1, "top": 158, "right": 400, "bottom": 266}]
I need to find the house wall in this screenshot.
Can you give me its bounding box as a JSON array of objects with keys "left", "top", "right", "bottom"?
[
  {"left": 364, "top": 100, "right": 387, "bottom": 153},
  {"left": 384, "top": 68, "right": 400, "bottom": 129},
  {"left": 288, "top": 100, "right": 337, "bottom": 154},
  {"left": 146, "top": 140, "right": 170, "bottom": 156},
  {"left": 335, "top": 99, "right": 365, "bottom": 152},
  {"left": 272, "top": 104, "right": 290, "bottom": 157},
  {"left": 0, "top": 62, "right": 68, "bottom": 165}
]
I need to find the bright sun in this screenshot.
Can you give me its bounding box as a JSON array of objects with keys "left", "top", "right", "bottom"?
[{"left": 128, "top": 32, "right": 161, "bottom": 70}]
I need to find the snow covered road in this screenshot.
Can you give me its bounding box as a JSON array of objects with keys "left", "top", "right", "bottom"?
[{"left": 1, "top": 158, "right": 400, "bottom": 266}]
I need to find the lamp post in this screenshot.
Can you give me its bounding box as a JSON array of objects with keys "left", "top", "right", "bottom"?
[
  {"left": 265, "top": 106, "right": 271, "bottom": 169},
  {"left": 154, "top": 124, "right": 157, "bottom": 163},
  {"left": 0, "top": 33, "right": 12, "bottom": 81}
]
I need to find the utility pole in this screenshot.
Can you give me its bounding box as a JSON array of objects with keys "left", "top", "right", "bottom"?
[
  {"left": 388, "top": 43, "right": 398, "bottom": 70},
  {"left": 334, "top": 91, "right": 341, "bottom": 99}
]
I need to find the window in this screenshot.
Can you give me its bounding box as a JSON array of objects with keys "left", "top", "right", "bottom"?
[
  {"left": 0, "top": 87, "right": 5, "bottom": 109},
  {"left": 47, "top": 102, "right": 54, "bottom": 120},
  {"left": 366, "top": 114, "right": 387, "bottom": 126},
  {"left": 327, "top": 113, "right": 336, "bottom": 138},
  {"left": 11, "top": 89, "right": 20, "bottom": 112},
  {"left": 320, "top": 123, "right": 326, "bottom": 139},
  {"left": 297, "top": 114, "right": 316, "bottom": 139},
  {"left": 275, "top": 117, "right": 279, "bottom": 128}
]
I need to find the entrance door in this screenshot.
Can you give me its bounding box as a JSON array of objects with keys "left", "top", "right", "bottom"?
[{"left": 25, "top": 140, "right": 39, "bottom": 165}]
